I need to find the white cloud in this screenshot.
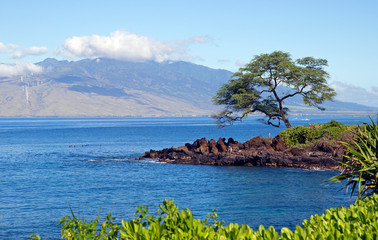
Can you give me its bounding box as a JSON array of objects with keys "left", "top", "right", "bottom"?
[
  {"left": 10, "top": 46, "right": 48, "bottom": 59},
  {"left": 0, "top": 42, "right": 7, "bottom": 53},
  {"left": 174, "top": 36, "right": 210, "bottom": 45},
  {"left": 62, "top": 30, "right": 207, "bottom": 62},
  {"left": 217, "top": 59, "right": 231, "bottom": 64},
  {"left": 0, "top": 42, "right": 18, "bottom": 53},
  {"left": 235, "top": 60, "right": 246, "bottom": 67},
  {"left": 7, "top": 43, "right": 18, "bottom": 51},
  {"left": 331, "top": 81, "right": 378, "bottom": 107},
  {"left": 0, "top": 62, "right": 43, "bottom": 77}
]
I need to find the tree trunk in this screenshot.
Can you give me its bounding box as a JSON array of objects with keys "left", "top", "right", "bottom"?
[
  {"left": 283, "top": 116, "right": 292, "bottom": 128},
  {"left": 276, "top": 95, "right": 292, "bottom": 128}
]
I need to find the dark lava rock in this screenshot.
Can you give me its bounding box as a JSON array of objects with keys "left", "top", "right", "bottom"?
[
  {"left": 217, "top": 137, "right": 228, "bottom": 152},
  {"left": 142, "top": 135, "right": 343, "bottom": 169},
  {"left": 290, "top": 147, "right": 304, "bottom": 156},
  {"left": 244, "top": 136, "right": 270, "bottom": 150},
  {"left": 272, "top": 135, "right": 286, "bottom": 151},
  {"left": 314, "top": 138, "right": 334, "bottom": 153},
  {"left": 209, "top": 139, "right": 219, "bottom": 154}
]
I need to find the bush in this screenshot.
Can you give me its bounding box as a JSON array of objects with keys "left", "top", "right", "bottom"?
[
  {"left": 31, "top": 195, "right": 378, "bottom": 240},
  {"left": 330, "top": 114, "right": 378, "bottom": 201},
  {"left": 280, "top": 120, "right": 348, "bottom": 147}
]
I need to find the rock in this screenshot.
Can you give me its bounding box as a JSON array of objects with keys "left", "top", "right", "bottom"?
[
  {"left": 141, "top": 135, "right": 343, "bottom": 170},
  {"left": 193, "top": 137, "right": 209, "bottom": 154},
  {"left": 271, "top": 135, "right": 286, "bottom": 151},
  {"left": 333, "top": 144, "right": 345, "bottom": 157},
  {"left": 229, "top": 142, "right": 244, "bottom": 151},
  {"left": 216, "top": 137, "right": 228, "bottom": 152},
  {"left": 177, "top": 146, "right": 190, "bottom": 153},
  {"left": 314, "top": 139, "right": 334, "bottom": 153},
  {"left": 209, "top": 139, "right": 219, "bottom": 154},
  {"left": 244, "top": 137, "right": 270, "bottom": 150},
  {"left": 290, "top": 147, "right": 304, "bottom": 156},
  {"left": 143, "top": 149, "right": 158, "bottom": 158},
  {"left": 185, "top": 143, "right": 195, "bottom": 152}
]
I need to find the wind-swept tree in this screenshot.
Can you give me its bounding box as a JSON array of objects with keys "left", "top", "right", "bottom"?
[{"left": 213, "top": 51, "right": 336, "bottom": 128}]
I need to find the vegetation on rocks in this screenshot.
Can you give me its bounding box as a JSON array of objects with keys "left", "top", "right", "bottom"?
[
  {"left": 279, "top": 120, "right": 353, "bottom": 148},
  {"left": 143, "top": 120, "right": 358, "bottom": 169}
]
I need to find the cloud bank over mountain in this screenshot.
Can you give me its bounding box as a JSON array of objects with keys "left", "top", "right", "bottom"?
[
  {"left": 61, "top": 30, "right": 208, "bottom": 62},
  {"left": 0, "top": 42, "right": 18, "bottom": 53},
  {"left": 0, "top": 30, "right": 210, "bottom": 78},
  {"left": 0, "top": 62, "right": 43, "bottom": 77},
  {"left": 332, "top": 81, "right": 378, "bottom": 107},
  {"left": 10, "top": 46, "right": 48, "bottom": 59}
]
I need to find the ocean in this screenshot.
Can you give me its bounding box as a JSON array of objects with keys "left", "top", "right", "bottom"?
[{"left": 0, "top": 116, "right": 370, "bottom": 239}]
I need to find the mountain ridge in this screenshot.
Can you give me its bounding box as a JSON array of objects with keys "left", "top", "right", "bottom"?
[{"left": 0, "top": 58, "right": 374, "bottom": 117}]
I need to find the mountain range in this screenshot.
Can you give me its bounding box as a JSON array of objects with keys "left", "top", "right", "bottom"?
[{"left": 0, "top": 58, "right": 374, "bottom": 117}]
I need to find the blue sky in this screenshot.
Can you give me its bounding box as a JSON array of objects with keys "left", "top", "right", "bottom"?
[{"left": 1, "top": 0, "right": 377, "bottom": 106}]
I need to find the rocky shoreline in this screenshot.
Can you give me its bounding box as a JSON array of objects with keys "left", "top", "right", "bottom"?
[{"left": 141, "top": 135, "right": 345, "bottom": 169}]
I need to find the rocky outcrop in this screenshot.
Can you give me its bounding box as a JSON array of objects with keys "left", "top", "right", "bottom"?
[{"left": 141, "top": 135, "right": 344, "bottom": 169}]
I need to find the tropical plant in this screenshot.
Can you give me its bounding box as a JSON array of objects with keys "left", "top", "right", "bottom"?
[
  {"left": 30, "top": 199, "right": 226, "bottom": 240},
  {"left": 330, "top": 113, "right": 378, "bottom": 201},
  {"left": 31, "top": 195, "right": 378, "bottom": 240},
  {"left": 59, "top": 211, "right": 120, "bottom": 240},
  {"left": 213, "top": 51, "right": 336, "bottom": 128},
  {"left": 298, "top": 195, "right": 378, "bottom": 239}
]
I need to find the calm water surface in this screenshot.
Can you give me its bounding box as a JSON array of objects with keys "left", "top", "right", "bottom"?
[{"left": 0, "top": 116, "right": 369, "bottom": 239}]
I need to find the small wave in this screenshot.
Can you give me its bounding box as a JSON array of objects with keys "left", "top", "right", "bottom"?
[
  {"left": 87, "top": 157, "right": 130, "bottom": 162},
  {"left": 303, "top": 167, "right": 333, "bottom": 172},
  {"left": 145, "top": 160, "right": 166, "bottom": 164},
  {"left": 112, "top": 158, "right": 130, "bottom": 161},
  {"left": 86, "top": 156, "right": 164, "bottom": 163}
]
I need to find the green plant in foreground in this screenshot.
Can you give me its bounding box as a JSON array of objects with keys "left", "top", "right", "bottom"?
[
  {"left": 58, "top": 203, "right": 120, "bottom": 240},
  {"left": 31, "top": 195, "right": 378, "bottom": 240},
  {"left": 331, "top": 113, "right": 378, "bottom": 201}
]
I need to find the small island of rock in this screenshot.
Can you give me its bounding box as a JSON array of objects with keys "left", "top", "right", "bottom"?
[{"left": 141, "top": 134, "right": 346, "bottom": 169}]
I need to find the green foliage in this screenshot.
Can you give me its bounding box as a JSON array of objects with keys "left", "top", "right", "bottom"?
[
  {"left": 57, "top": 204, "right": 121, "bottom": 240},
  {"left": 330, "top": 114, "right": 378, "bottom": 201},
  {"left": 120, "top": 199, "right": 227, "bottom": 240},
  {"left": 299, "top": 195, "right": 378, "bottom": 239},
  {"left": 280, "top": 120, "right": 348, "bottom": 147},
  {"left": 31, "top": 195, "right": 378, "bottom": 240},
  {"left": 213, "top": 51, "right": 336, "bottom": 128}
]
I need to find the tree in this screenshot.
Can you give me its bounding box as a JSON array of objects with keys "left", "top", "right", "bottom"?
[{"left": 213, "top": 51, "right": 336, "bottom": 128}]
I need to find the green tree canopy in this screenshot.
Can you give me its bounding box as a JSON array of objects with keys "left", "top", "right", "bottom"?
[{"left": 213, "top": 51, "right": 336, "bottom": 128}]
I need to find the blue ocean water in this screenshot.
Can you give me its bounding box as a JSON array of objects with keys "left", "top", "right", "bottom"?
[{"left": 0, "top": 116, "right": 371, "bottom": 239}]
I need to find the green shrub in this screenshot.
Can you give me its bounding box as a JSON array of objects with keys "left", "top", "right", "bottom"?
[
  {"left": 298, "top": 194, "right": 378, "bottom": 239},
  {"left": 31, "top": 195, "right": 378, "bottom": 240},
  {"left": 331, "top": 113, "right": 378, "bottom": 201},
  {"left": 280, "top": 120, "right": 348, "bottom": 147}
]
